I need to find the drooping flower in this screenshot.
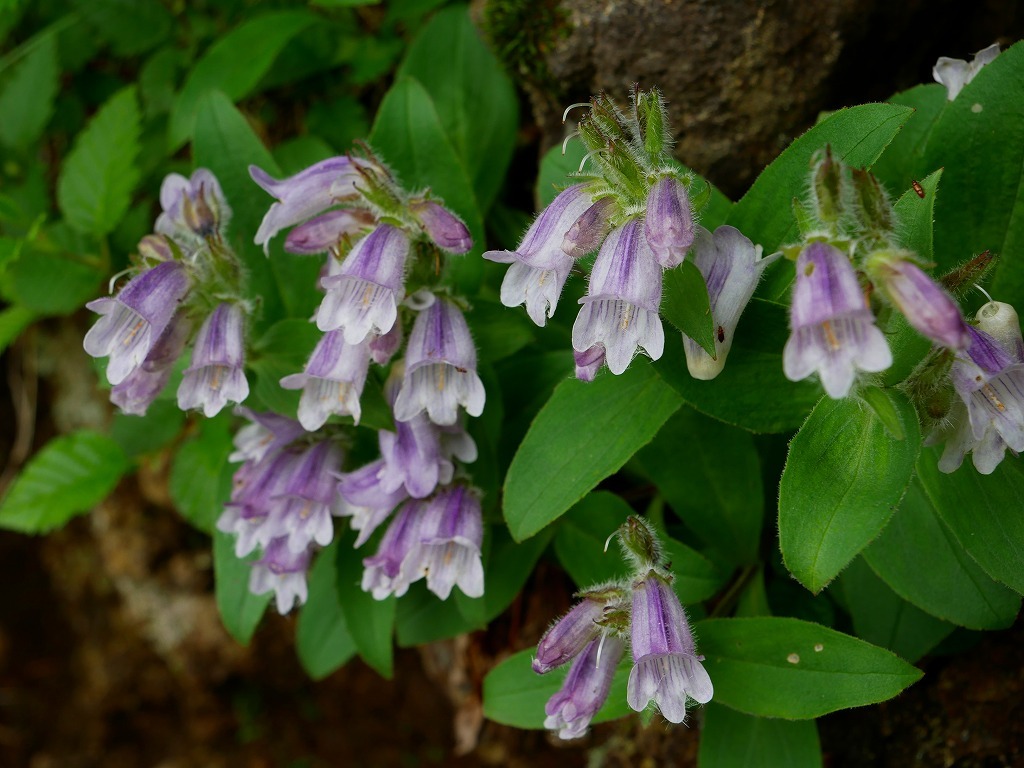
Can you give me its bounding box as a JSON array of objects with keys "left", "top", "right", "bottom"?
[
  {"left": 867, "top": 252, "right": 970, "bottom": 350},
  {"left": 544, "top": 636, "right": 626, "bottom": 740},
  {"left": 782, "top": 242, "right": 891, "bottom": 398},
  {"left": 361, "top": 499, "right": 429, "bottom": 599},
  {"left": 939, "top": 318, "right": 1024, "bottom": 474},
  {"left": 220, "top": 447, "right": 301, "bottom": 558},
  {"left": 401, "top": 485, "right": 484, "bottom": 600},
  {"left": 483, "top": 184, "right": 596, "bottom": 326},
  {"left": 411, "top": 200, "right": 473, "bottom": 254},
  {"left": 110, "top": 312, "right": 192, "bottom": 415},
  {"left": 335, "top": 459, "right": 410, "bottom": 547},
  {"left": 683, "top": 225, "right": 779, "bottom": 380},
  {"left": 573, "top": 346, "right": 606, "bottom": 382},
  {"left": 933, "top": 43, "right": 1000, "bottom": 100},
  {"left": 533, "top": 595, "right": 608, "bottom": 674},
  {"left": 644, "top": 176, "right": 695, "bottom": 269},
  {"left": 572, "top": 219, "right": 664, "bottom": 376},
  {"left": 84, "top": 261, "right": 192, "bottom": 386},
  {"left": 284, "top": 208, "right": 375, "bottom": 255},
  {"left": 177, "top": 302, "right": 250, "bottom": 417},
  {"left": 248, "top": 537, "right": 313, "bottom": 614},
  {"left": 626, "top": 571, "right": 713, "bottom": 723},
  {"left": 280, "top": 331, "right": 372, "bottom": 430},
  {"left": 250, "top": 157, "right": 365, "bottom": 251},
  {"left": 262, "top": 440, "right": 345, "bottom": 553},
  {"left": 392, "top": 297, "right": 485, "bottom": 426},
  {"left": 316, "top": 224, "right": 410, "bottom": 343},
  {"left": 155, "top": 168, "right": 230, "bottom": 248}
]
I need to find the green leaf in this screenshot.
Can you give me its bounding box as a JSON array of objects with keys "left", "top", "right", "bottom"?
[
  {"left": 923, "top": 42, "right": 1024, "bottom": 284},
  {"left": 192, "top": 91, "right": 287, "bottom": 322},
  {"left": 77, "top": 0, "right": 174, "bottom": 57},
  {"left": 503, "top": 362, "right": 682, "bottom": 541},
  {"left": 296, "top": 543, "right": 358, "bottom": 679},
  {"left": 0, "top": 431, "right": 129, "bottom": 533},
  {"left": 636, "top": 408, "right": 763, "bottom": 565},
  {"left": 57, "top": 86, "right": 141, "bottom": 236},
  {"left": 871, "top": 84, "right": 948, "bottom": 194},
  {"left": 168, "top": 416, "right": 233, "bottom": 533},
  {"left": 654, "top": 300, "right": 822, "bottom": 433},
  {"left": 482, "top": 648, "right": 631, "bottom": 729},
  {"left": 455, "top": 525, "right": 553, "bottom": 626},
  {"left": 0, "top": 33, "right": 57, "bottom": 148},
  {"left": 247, "top": 318, "right": 321, "bottom": 415},
  {"left": 397, "top": 5, "right": 517, "bottom": 211},
  {"left": 698, "top": 617, "right": 922, "bottom": 719},
  {"left": 863, "top": 479, "right": 1020, "bottom": 629},
  {"left": 466, "top": 298, "right": 535, "bottom": 363},
  {"left": 335, "top": 537, "right": 396, "bottom": 678},
  {"left": 661, "top": 260, "right": 715, "bottom": 357},
  {"left": 213, "top": 529, "right": 271, "bottom": 645},
  {"left": 727, "top": 104, "right": 914, "bottom": 253},
  {"left": 111, "top": 400, "right": 185, "bottom": 458},
  {"left": 0, "top": 304, "right": 35, "bottom": 354},
  {"left": 915, "top": 447, "right": 1024, "bottom": 595},
  {"left": 778, "top": 391, "right": 920, "bottom": 593},
  {"left": 537, "top": 142, "right": 587, "bottom": 208},
  {"left": 9, "top": 240, "right": 103, "bottom": 316},
  {"left": 662, "top": 535, "right": 728, "bottom": 604},
  {"left": 836, "top": 557, "right": 955, "bottom": 662},
  {"left": 168, "top": 11, "right": 316, "bottom": 149},
  {"left": 698, "top": 703, "right": 822, "bottom": 768},
  {"left": 369, "top": 77, "right": 485, "bottom": 293},
  {"left": 891, "top": 168, "right": 942, "bottom": 263},
  {"left": 553, "top": 491, "right": 632, "bottom": 588},
  {"left": 396, "top": 582, "right": 480, "bottom": 647}
]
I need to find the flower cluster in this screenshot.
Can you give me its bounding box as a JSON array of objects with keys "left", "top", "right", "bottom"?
[
  {"left": 782, "top": 150, "right": 971, "bottom": 399},
  {"left": 533, "top": 515, "right": 712, "bottom": 739},
  {"left": 84, "top": 170, "right": 251, "bottom": 417},
  {"left": 485, "top": 89, "right": 772, "bottom": 382},
  {"left": 211, "top": 149, "right": 485, "bottom": 612}
]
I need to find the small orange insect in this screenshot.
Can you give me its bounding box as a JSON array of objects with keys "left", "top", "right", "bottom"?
[{"left": 911, "top": 179, "right": 925, "bottom": 198}]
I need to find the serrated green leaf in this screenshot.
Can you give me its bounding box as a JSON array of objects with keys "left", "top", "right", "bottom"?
[
  {"left": 0, "top": 33, "right": 57, "bottom": 148},
  {"left": 8, "top": 248, "right": 102, "bottom": 316},
  {"left": 864, "top": 479, "right": 1020, "bottom": 629},
  {"left": 213, "top": 529, "right": 271, "bottom": 645},
  {"left": 727, "top": 104, "right": 914, "bottom": 255},
  {"left": 369, "top": 77, "right": 485, "bottom": 293},
  {"left": 698, "top": 617, "right": 922, "bottom": 719},
  {"left": 0, "top": 431, "right": 129, "bottom": 533},
  {"left": 915, "top": 447, "right": 1024, "bottom": 595},
  {"left": 169, "top": 12, "right": 316, "bottom": 149},
  {"left": 778, "top": 391, "right": 920, "bottom": 593},
  {"left": 661, "top": 260, "right": 715, "bottom": 357},
  {"left": 698, "top": 703, "right": 822, "bottom": 768},
  {"left": 504, "top": 362, "right": 682, "bottom": 541},
  {"left": 168, "top": 415, "right": 233, "bottom": 533},
  {"left": 397, "top": 5, "right": 517, "bottom": 211},
  {"left": 836, "top": 557, "right": 955, "bottom": 662},
  {"left": 335, "top": 537, "right": 396, "bottom": 678},
  {"left": 296, "top": 543, "right": 358, "bottom": 679},
  {"left": 57, "top": 86, "right": 141, "bottom": 236},
  {"left": 654, "top": 300, "right": 821, "bottom": 433},
  {"left": 482, "top": 648, "right": 632, "bottom": 729},
  {"left": 636, "top": 408, "right": 763, "bottom": 565}
]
